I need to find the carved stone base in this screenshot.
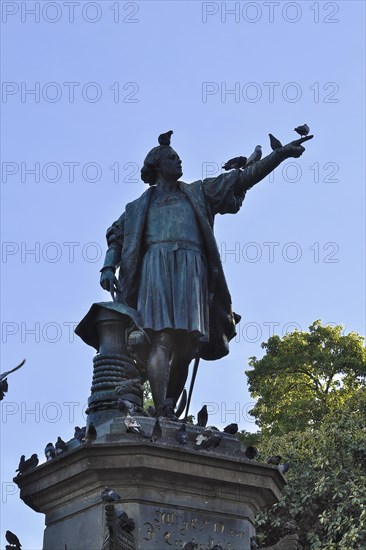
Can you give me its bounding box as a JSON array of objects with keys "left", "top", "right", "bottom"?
[
  {"left": 15, "top": 417, "right": 285, "bottom": 550},
  {"left": 75, "top": 303, "right": 145, "bottom": 421}
]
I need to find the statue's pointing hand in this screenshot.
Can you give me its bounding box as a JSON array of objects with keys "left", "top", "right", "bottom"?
[
  {"left": 100, "top": 268, "right": 122, "bottom": 301},
  {"left": 281, "top": 134, "right": 314, "bottom": 159}
]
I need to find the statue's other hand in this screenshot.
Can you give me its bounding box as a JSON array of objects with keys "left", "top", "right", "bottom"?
[
  {"left": 281, "top": 135, "right": 314, "bottom": 159},
  {"left": 100, "top": 268, "right": 121, "bottom": 295}
]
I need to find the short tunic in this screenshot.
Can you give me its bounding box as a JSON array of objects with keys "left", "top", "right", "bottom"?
[{"left": 137, "top": 188, "right": 209, "bottom": 339}]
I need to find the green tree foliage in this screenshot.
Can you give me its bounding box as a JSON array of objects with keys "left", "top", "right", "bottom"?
[
  {"left": 255, "top": 394, "right": 366, "bottom": 549},
  {"left": 244, "top": 321, "right": 366, "bottom": 548},
  {"left": 143, "top": 380, "right": 154, "bottom": 409},
  {"left": 239, "top": 429, "right": 261, "bottom": 447},
  {"left": 245, "top": 321, "right": 366, "bottom": 436}
]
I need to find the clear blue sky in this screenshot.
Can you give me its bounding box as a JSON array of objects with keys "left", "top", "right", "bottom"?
[{"left": 1, "top": 1, "right": 365, "bottom": 548}]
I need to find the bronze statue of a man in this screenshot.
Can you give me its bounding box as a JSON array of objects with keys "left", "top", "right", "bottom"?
[{"left": 100, "top": 131, "right": 312, "bottom": 409}]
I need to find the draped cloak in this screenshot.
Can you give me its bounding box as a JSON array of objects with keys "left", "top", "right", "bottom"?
[{"left": 103, "top": 171, "right": 246, "bottom": 361}]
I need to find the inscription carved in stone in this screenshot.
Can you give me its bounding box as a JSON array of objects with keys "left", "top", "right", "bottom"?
[{"left": 141, "top": 508, "right": 248, "bottom": 549}]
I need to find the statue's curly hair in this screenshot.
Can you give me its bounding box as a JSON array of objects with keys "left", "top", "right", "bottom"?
[{"left": 141, "top": 145, "right": 172, "bottom": 186}]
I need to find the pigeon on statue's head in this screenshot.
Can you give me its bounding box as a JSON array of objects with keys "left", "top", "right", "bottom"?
[{"left": 158, "top": 130, "right": 173, "bottom": 146}]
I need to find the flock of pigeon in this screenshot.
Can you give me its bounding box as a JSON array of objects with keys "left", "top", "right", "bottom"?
[
  {"left": 13, "top": 403, "right": 289, "bottom": 479},
  {"left": 222, "top": 124, "right": 310, "bottom": 171},
  {"left": 112, "top": 403, "right": 290, "bottom": 474},
  {"left": 4, "top": 368, "right": 290, "bottom": 550},
  {"left": 95, "top": 405, "right": 289, "bottom": 550},
  {"left": 13, "top": 424, "right": 97, "bottom": 477}
]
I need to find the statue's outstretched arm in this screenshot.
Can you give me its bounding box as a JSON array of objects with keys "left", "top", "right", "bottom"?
[{"left": 236, "top": 135, "right": 313, "bottom": 192}]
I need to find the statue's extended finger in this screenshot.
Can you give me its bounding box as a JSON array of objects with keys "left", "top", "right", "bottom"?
[{"left": 292, "top": 135, "right": 314, "bottom": 146}]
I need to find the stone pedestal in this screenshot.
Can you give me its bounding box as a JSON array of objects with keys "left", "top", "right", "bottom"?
[
  {"left": 16, "top": 304, "right": 286, "bottom": 549},
  {"left": 15, "top": 417, "right": 285, "bottom": 550},
  {"left": 75, "top": 302, "right": 146, "bottom": 422}
]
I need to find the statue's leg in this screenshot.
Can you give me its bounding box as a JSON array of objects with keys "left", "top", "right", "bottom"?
[
  {"left": 166, "top": 358, "right": 190, "bottom": 404},
  {"left": 147, "top": 330, "right": 173, "bottom": 408},
  {"left": 166, "top": 333, "right": 197, "bottom": 404}
]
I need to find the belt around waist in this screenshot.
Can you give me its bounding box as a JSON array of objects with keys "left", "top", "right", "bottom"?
[{"left": 146, "top": 241, "right": 204, "bottom": 253}]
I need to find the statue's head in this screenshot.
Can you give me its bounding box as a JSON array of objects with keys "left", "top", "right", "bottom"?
[{"left": 141, "top": 131, "right": 183, "bottom": 185}]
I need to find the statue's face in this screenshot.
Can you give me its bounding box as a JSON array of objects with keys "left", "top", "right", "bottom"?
[{"left": 158, "top": 147, "right": 183, "bottom": 181}]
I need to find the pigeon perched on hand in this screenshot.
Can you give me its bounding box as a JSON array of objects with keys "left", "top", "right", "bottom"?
[
  {"left": 294, "top": 124, "right": 310, "bottom": 137},
  {"left": 158, "top": 130, "right": 173, "bottom": 146},
  {"left": 55, "top": 436, "right": 67, "bottom": 454},
  {"left": 269, "top": 133, "right": 283, "bottom": 150},
  {"left": 0, "top": 359, "right": 26, "bottom": 401},
  {"left": 85, "top": 422, "right": 97, "bottom": 444},
  {"left": 74, "top": 426, "right": 86, "bottom": 444},
  {"left": 223, "top": 423, "right": 238, "bottom": 435},
  {"left": 44, "top": 443, "right": 56, "bottom": 461},
  {"left": 101, "top": 487, "right": 121, "bottom": 503},
  {"left": 245, "top": 145, "right": 262, "bottom": 167},
  {"left": 175, "top": 423, "right": 188, "bottom": 444},
  {"left": 222, "top": 156, "right": 247, "bottom": 171},
  {"left": 197, "top": 405, "right": 208, "bottom": 427},
  {"left": 5, "top": 530, "right": 22, "bottom": 549},
  {"left": 16, "top": 453, "right": 39, "bottom": 474}
]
